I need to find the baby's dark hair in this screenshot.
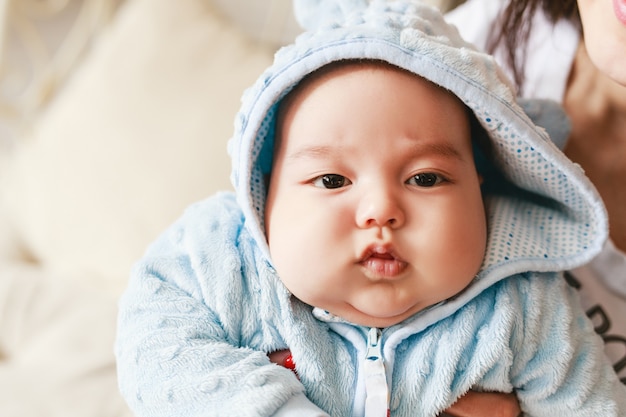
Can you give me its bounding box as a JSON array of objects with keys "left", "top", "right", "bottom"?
[{"left": 468, "top": 108, "right": 494, "bottom": 175}]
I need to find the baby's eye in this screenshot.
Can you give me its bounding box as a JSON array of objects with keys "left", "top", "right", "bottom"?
[
  {"left": 313, "top": 174, "right": 351, "bottom": 189},
  {"left": 407, "top": 173, "right": 445, "bottom": 187}
]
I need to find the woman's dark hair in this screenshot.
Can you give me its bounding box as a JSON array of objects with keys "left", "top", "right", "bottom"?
[{"left": 487, "top": 0, "right": 581, "bottom": 90}]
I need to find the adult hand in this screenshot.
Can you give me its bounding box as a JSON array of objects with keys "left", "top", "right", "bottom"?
[
  {"left": 268, "top": 349, "right": 295, "bottom": 371},
  {"left": 268, "top": 349, "right": 521, "bottom": 417}
]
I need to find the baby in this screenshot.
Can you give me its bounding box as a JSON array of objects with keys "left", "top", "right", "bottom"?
[
  {"left": 115, "top": 1, "right": 626, "bottom": 416},
  {"left": 266, "top": 59, "right": 487, "bottom": 331}
]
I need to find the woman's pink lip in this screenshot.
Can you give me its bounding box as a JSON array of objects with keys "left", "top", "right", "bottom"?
[{"left": 614, "top": 0, "right": 626, "bottom": 25}]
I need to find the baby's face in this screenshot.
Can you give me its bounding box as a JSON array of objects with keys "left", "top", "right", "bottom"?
[{"left": 265, "top": 63, "right": 487, "bottom": 328}]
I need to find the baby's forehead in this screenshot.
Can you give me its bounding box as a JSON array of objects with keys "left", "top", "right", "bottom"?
[
  {"left": 277, "top": 59, "right": 465, "bottom": 120},
  {"left": 276, "top": 59, "right": 471, "bottom": 134},
  {"left": 274, "top": 60, "right": 476, "bottom": 150},
  {"left": 285, "top": 60, "right": 421, "bottom": 101},
  {"left": 270, "top": 60, "right": 488, "bottom": 172}
]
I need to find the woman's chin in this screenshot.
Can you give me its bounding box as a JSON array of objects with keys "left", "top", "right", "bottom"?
[{"left": 584, "top": 29, "right": 626, "bottom": 86}]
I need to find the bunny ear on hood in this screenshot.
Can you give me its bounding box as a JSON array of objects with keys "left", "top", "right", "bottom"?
[
  {"left": 294, "top": 0, "right": 369, "bottom": 30},
  {"left": 227, "top": 0, "right": 607, "bottom": 305}
]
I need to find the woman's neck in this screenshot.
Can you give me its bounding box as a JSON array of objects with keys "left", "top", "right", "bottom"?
[{"left": 563, "top": 42, "right": 626, "bottom": 252}]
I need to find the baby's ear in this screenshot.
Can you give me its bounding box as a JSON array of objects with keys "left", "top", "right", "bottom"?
[{"left": 517, "top": 98, "right": 571, "bottom": 150}]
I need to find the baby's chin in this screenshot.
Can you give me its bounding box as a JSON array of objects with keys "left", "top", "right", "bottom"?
[{"left": 333, "top": 300, "right": 428, "bottom": 328}]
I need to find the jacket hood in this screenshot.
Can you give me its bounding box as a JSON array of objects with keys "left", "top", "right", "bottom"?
[{"left": 227, "top": 0, "right": 607, "bottom": 302}]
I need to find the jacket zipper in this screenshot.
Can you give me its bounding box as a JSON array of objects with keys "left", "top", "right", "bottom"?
[{"left": 364, "top": 327, "right": 390, "bottom": 417}]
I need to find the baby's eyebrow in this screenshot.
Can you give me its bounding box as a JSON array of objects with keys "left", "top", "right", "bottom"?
[
  {"left": 284, "top": 139, "right": 465, "bottom": 162},
  {"left": 413, "top": 141, "right": 464, "bottom": 161},
  {"left": 285, "top": 145, "right": 336, "bottom": 162}
]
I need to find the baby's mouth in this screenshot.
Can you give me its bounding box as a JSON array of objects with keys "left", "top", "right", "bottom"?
[{"left": 359, "top": 246, "right": 408, "bottom": 279}]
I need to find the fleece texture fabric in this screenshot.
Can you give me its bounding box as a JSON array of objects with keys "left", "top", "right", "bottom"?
[{"left": 115, "top": 1, "right": 625, "bottom": 416}]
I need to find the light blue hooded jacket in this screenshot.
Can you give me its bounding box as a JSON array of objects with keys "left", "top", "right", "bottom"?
[{"left": 115, "top": 1, "right": 626, "bottom": 416}]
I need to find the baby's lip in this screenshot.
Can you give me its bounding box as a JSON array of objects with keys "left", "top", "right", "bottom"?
[
  {"left": 359, "top": 244, "right": 400, "bottom": 261},
  {"left": 358, "top": 244, "right": 408, "bottom": 278}
]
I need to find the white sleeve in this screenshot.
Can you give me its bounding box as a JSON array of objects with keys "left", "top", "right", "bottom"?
[{"left": 444, "top": 0, "right": 503, "bottom": 53}]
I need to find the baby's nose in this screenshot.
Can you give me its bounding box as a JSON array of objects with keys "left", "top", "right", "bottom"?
[{"left": 355, "top": 186, "right": 405, "bottom": 229}]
